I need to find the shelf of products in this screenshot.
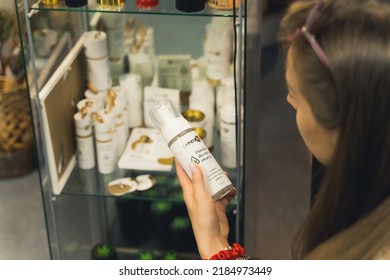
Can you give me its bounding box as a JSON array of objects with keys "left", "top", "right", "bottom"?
[{"left": 32, "top": 0, "right": 246, "bottom": 17}]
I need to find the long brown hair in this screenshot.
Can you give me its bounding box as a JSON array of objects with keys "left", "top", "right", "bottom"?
[{"left": 279, "top": 0, "right": 390, "bottom": 259}]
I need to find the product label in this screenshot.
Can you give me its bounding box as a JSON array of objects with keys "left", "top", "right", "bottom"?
[
  {"left": 193, "top": 146, "right": 212, "bottom": 163},
  {"left": 169, "top": 130, "right": 232, "bottom": 198}
]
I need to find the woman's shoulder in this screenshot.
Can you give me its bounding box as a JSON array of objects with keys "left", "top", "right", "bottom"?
[
  {"left": 374, "top": 247, "right": 390, "bottom": 260},
  {"left": 307, "top": 197, "right": 390, "bottom": 260}
]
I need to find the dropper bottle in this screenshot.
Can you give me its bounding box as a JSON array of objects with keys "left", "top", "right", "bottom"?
[{"left": 150, "top": 99, "right": 234, "bottom": 201}]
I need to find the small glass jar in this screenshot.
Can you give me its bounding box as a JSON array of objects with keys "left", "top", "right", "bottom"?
[
  {"left": 182, "top": 109, "right": 206, "bottom": 129},
  {"left": 136, "top": 0, "right": 159, "bottom": 10},
  {"left": 97, "top": 0, "right": 126, "bottom": 10},
  {"left": 41, "top": 0, "right": 63, "bottom": 5},
  {"left": 175, "top": 0, "right": 204, "bottom": 13},
  {"left": 64, "top": 0, "right": 87, "bottom": 7},
  {"left": 206, "top": 0, "right": 243, "bottom": 10}
]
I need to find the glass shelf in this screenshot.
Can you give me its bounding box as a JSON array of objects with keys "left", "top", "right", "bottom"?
[
  {"left": 32, "top": 1, "right": 246, "bottom": 17},
  {"left": 60, "top": 163, "right": 238, "bottom": 203},
  {"left": 59, "top": 126, "right": 238, "bottom": 202},
  {"left": 60, "top": 165, "right": 185, "bottom": 202}
]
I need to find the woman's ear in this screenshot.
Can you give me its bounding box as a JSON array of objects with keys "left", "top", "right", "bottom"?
[{"left": 287, "top": 93, "right": 299, "bottom": 110}]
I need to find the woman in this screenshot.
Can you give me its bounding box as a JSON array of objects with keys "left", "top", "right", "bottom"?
[{"left": 176, "top": 0, "right": 390, "bottom": 260}]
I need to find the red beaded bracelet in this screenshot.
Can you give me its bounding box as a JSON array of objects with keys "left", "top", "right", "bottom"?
[{"left": 205, "top": 243, "right": 247, "bottom": 260}]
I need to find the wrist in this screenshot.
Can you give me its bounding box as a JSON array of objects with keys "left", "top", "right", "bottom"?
[
  {"left": 207, "top": 243, "right": 247, "bottom": 260},
  {"left": 198, "top": 237, "right": 230, "bottom": 260}
]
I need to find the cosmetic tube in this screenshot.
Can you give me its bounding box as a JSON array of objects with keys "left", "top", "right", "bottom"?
[
  {"left": 204, "top": 21, "right": 232, "bottom": 86},
  {"left": 108, "top": 87, "right": 129, "bottom": 156},
  {"left": 92, "top": 110, "right": 116, "bottom": 174},
  {"left": 74, "top": 112, "right": 95, "bottom": 169},
  {"left": 84, "top": 31, "right": 111, "bottom": 91}
]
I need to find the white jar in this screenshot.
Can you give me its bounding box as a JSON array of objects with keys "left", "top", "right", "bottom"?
[
  {"left": 204, "top": 20, "right": 232, "bottom": 86},
  {"left": 190, "top": 79, "right": 215, "bottom": 109}
]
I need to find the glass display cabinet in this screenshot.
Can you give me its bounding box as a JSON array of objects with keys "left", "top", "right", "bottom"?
[{"left": 15, "top": 0, "right": 262, "bottom": 259}]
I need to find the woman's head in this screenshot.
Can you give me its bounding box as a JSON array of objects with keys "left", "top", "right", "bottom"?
[
  {"left": 285, "top": 48, "right": 338, "bottom": 165},
  {"left": 279, "top": 0, "right": 390, "bottom": 258}
]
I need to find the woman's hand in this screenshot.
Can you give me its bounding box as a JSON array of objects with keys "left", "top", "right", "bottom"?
[{"left": 175, "top": 159, "right": 237, "bottom": 259}]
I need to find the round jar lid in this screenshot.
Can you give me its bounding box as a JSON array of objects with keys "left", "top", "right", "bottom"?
[
  {"left": 136, "top": 0, "right": 159, "bottom": 8},
  {"left": 41, "top": 0, "right": 62, "bottom": 4},
  {"left": 64, "top": 0, "right": 87, "bottom": 7},
  {"left": 176, "top": 0, "right": 204, "bottom": 12},
  {"left": 107, "top": 178, "right": 138, "bottom": 196},
  {"left": 135, "top": 174, "right": 156, "bottom": 191}
]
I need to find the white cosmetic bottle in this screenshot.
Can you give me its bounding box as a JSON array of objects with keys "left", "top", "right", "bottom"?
[
  {"left": 74, "top": 112, "right": 95, "bottom": 170},
  {"left": 83, "top": 31, "right": 111, "bottom": 92},
  {"left": 119, "top": 73, "right": 143, "bottom": 128},
  {"left": 107, "top": 87, "right": 129, "bottom": 157},
  {"left": 204, "top": 19, "right": 232, "bottom": 86},
  {"left": 92, "top": 110, "right": 116, "bottom": 174},
  {"left": 150, "top": 99, "right": 233, "bottom": 201},
  {"left": 220, "top": 93, "right": 237, "bottom": 168}
]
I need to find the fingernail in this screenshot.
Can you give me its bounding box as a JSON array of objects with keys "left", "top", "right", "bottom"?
[{"left": 190, "top": 162, "right": 197, "bottom": 173}]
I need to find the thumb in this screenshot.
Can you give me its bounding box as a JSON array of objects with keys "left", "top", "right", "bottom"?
[{"left": 190, "top": 162, "right": 210, "bottom": 200}]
